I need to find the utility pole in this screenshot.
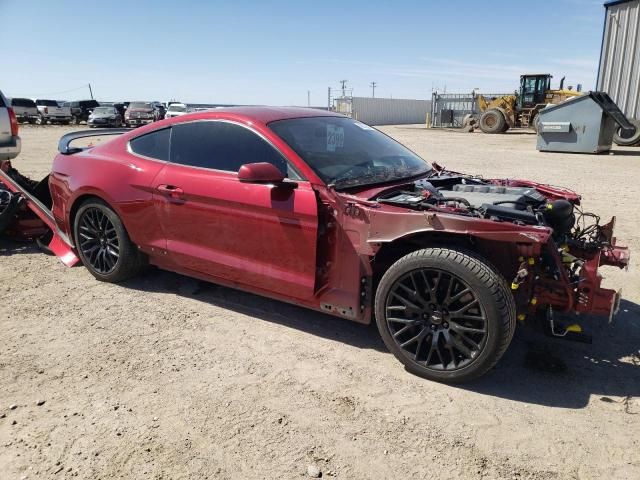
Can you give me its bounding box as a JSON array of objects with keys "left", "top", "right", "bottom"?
[
  {"left": 307, "top": 90, "right": 310, "bottom": 107},
  {"left": 340, "top": 79, "right": 348, "bottom": 97},
  {"left": 370, "top": 81, "right": 377, "bottom": 98},
  {"left": 328, "top": 87, "right": 331, "bottom": 109},
  {"left": 88, "top": 83, "right": 94, "bottom": 100}
]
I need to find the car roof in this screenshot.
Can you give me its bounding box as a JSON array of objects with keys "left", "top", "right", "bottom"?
[{"left": 178, "top": 106, "right": 342, "bottom": 124}]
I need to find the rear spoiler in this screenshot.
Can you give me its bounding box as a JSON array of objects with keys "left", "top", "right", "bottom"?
[{"left": 58, "top": 128, "right": 132, "bottom": 155}]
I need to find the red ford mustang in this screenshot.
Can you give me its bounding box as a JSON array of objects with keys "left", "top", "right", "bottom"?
[{"left": 0, "top": 107, "right": 629, "bottom": 382}]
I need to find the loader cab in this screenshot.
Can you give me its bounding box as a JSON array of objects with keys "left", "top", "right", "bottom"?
[{"left": 518, "top": 74, "right": 551, "bottom": 109}]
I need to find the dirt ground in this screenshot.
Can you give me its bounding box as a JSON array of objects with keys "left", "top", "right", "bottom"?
[{"left": 1, "top": 124, "right": 639, "bottom": 480}]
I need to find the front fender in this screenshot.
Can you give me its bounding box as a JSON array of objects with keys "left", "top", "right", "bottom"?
[{"left": 366, "top": 209, "right": 551, "bottom": 246}]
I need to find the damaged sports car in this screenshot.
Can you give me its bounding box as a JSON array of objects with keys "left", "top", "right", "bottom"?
[{"left": 0, "top": 107, "right": 630, "bottom": 383}]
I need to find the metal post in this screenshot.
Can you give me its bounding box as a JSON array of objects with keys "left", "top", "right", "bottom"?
[{"left": 340, "top": 80, "right": 348, "bottom": 97}]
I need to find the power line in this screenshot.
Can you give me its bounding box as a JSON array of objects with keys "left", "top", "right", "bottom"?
[{"left": 25, "top": 84, "right": 93, "bottom": 97}]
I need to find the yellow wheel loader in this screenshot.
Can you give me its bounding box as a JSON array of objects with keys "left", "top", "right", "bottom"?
[{"left": 477, "top": 74, "right": 582, "bottom": 134}]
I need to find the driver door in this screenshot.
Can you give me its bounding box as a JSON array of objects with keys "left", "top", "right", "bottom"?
[{"left": 153, "top": 120, "right": 319, "bottom": 301}]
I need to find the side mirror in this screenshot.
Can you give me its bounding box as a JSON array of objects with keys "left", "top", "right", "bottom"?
[{"left": 238, "top": 162, "right": 286, "bottom": 184}]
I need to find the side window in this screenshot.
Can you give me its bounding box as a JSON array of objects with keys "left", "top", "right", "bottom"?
[
  {"left": 129, "top": 128, "right": 171, "bottom": 161},
  {"left": 170, "top": 121, "right": 297, "bottom": 178}
]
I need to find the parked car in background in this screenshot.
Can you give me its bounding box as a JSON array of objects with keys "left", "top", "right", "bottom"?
[
  {"left": 62, "top": 100, "right": 100, "bottom": 124},
  {"left": 124, "top": 101, "right": 156, "bottom": 127},
  {"left": 9, "top": 98, "right": 39, "bottom": 124},
  {"left": 164, "top": 103, "right": 189, "bottom": 119},
  {"left": 100, "top": 102, "right": 127, "bottom": 121},
  {"left": 34, "top": 99, "right": 71, "bottom": 125},
  {"left": 0, "top": 90, "right": 20, "bottom": 160},
  {"left": 87, "top": 106, "right": 123, "bottom": 128}
]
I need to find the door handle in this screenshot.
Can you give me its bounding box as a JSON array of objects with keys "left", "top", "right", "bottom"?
[{"left": 157, "top": 184, "right": 184, "bottom": 201}]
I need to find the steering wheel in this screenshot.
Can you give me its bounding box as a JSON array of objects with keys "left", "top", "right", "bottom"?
[{"left": 329, "top": 160, "right": 373, "bottom": 184}]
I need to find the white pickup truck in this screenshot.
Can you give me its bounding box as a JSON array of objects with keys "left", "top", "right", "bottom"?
[
  {"left": 10, "top": 98, "right": 39, "bottom": 124},
  {"left": 0, "top": 89, "right": 21, "bottom": 160},
  {"left": 34, "top": 99, "right": 72, "bottom": 125}
]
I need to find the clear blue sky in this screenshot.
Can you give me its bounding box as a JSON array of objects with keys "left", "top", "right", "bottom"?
[{"left": 1, "top": 0, "right": 606, "bottom": 105}]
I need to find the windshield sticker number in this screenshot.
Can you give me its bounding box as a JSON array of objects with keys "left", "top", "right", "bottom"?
[{"left": 327, "top": 125, "right": 344, "bottom": 152}]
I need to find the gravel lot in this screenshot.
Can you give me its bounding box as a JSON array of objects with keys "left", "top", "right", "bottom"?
[{"left": 1, "top": 124, "right": 639, "bottom": 480}]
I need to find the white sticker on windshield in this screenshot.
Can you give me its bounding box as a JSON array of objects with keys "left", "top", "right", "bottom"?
[
  {"left": 327, "top": 124, "right": 344, "bottom": 152},
  {"left": 353, "top": 121, "right": 374, "bottom": 130}
]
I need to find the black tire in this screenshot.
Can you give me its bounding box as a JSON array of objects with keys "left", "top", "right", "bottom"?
[
  {"left": 28, "top": 119, "right": 36, "bottom": 125},
  {"left": 74, "top": 199, "right": 147, "bottom": 282},
  {"left": 375, "top": 248, "right": 516, "bottom": 383},
  {"left": 479, "top": 109, "right": 506, "bottom": 134},
  {"left": 61, "top": 120, "right": 70, "bottom": 125},
  {"left": 613, "top": 119, "right": 640, "bottom": 146},
  {"left": 36, "top": 114, "right": 47, "bottom": 125}
]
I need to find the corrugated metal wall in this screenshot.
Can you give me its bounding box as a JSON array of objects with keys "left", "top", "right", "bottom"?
[
  {"left": 598, "top": 0, "right": 640, "bottom": 120},
  {"left": 351, "top": 97, "right": 431, "bottom": 125}
]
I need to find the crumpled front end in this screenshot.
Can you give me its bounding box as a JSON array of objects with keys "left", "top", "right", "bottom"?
[
  {"left": 521, "top": 216, "right": 629, "bottom": 323},
  {"left": 348, "top": 171, "right": 629, "bottom": 326}
]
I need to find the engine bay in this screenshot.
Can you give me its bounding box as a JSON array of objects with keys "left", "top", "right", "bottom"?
[{"left": 377, "top": 174, "right": 577, "bottom": 240}]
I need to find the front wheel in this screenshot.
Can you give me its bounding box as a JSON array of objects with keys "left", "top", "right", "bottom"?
[
  {"left": 375, "top": 248, "right": 516, "bottom": 383},
  {"left": 479, "top": 109, "right": 506, "bottom": 134},
  {"left": 74, "top": 199, "right": 147, "bottom": 282}
]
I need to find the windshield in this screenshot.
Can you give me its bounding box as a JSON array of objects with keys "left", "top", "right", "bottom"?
[
  {"left": 168, "top": 104, "right": 187, "bottom": 112},
  {"left": 269, "top": 117, "right": 431, "bottom": 189},
  {"left": 129, "top": 102, "right": 152, "bottom": 110},
  {"left": 93, "top": 107, "right": 115, "bottom": 114}
]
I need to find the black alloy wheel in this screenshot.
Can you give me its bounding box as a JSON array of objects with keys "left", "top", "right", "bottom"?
[
  {"left": 375, "top": 248, "right": 515, "bottom": 383},
  {"left": 385, "top": 268, "right": 488, "bottom": 371},
  {"left": 77, "top": 206, "right": 120, "bottom": 274},
  {"left": 74, "top": 199, "right": 147, "bottom": 282}
]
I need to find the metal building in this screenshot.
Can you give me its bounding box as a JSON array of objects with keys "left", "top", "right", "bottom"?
[
  {"left": 597, "top": 0, "right": 640, "bottom": 120},
  {"left": 348, "top": 97, "right": 431, "bottom": 125}
]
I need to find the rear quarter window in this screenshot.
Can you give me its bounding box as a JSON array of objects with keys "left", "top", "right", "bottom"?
[{"left": 129, "top": 128, "right": 171, "bottom": 161}]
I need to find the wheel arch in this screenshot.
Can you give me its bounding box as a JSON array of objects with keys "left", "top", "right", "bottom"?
[
  {"left": 371, "top": 230, "right": 521, "bottom": 293},
  {"left": 68, "top": 192, "right": 123, "bottom": 246}
]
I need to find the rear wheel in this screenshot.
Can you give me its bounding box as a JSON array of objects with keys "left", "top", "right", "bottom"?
[
  {"left": 613, "top": 119, "right": 640, "bottom": 146},
  {"left": 375, "top": 248, "right": 516, "bottom": 383},
  {"left": 74, "top": 199, "right": 147, "bottom": 282},
  {"left": 479, "top": 109, "right": 506, "bottom": 134},
  {"left": 36, "top": 115, "right": 47, "bottom": 125}
]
